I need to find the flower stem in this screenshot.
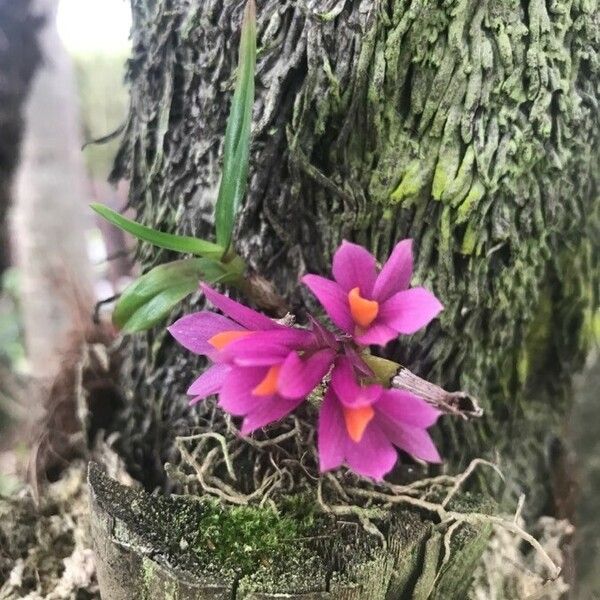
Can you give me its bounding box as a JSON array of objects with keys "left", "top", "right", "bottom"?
[{"left": 392, "top": 368, "right": 483, "bottom": 420}]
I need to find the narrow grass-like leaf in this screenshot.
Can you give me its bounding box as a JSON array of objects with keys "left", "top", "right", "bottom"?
[
  {"left": 114, "top": 258, "right": 238, "bottom": 332},
  {"left": 91, "top": 203, "right": 224, "bottom": 259},
  {"left": 214, "top": 0, "right": 256, "bottom": 250}
]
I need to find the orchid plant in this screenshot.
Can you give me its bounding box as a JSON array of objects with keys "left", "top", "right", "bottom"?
[
  {"left": 93, "top": 0, "right": 478, "bottom": 481},
  {"left": 169, "top": 241, "right": 444, "bottom": 480}
]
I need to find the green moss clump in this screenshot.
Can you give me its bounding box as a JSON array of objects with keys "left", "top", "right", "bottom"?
[{"left": 193, "top": 496, "right": 318, "bottom": 578}]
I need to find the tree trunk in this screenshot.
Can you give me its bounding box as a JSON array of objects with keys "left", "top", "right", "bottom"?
[
  {"left": 0, "top": 0, "right": 41, "bottom": 276},
  {"left": 0, "top": 0, "right": 40, "bottom": 455},
  {"left": 104, "top": 0, "right": 599, "bottom": 596},
  {"left": 12, "top": 0, "right": 95, "bottom": 381}
]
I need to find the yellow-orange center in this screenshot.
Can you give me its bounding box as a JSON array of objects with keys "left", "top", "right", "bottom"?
[
  {"left": 348, "top": 287, "right": 379, "bottom": 328},
  {"left": 208, "top": 330, "right": 252, "bottom": 350},
  {"left": 343, "top": 405, "right": 375, "bottom": 443},
  {"left": 252, "top": 365, "right": 282, "bottom": 397}
]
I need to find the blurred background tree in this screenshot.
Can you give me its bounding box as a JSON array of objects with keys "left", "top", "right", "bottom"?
[
  {"left": 0, "top": 0, "right": 130, "bottom": 493},
  {"left": 0, "top": 0, "right": 41, "bottom": 490},
  {"left": 0, "top": 0, "right": 41, "bottom": 276}
]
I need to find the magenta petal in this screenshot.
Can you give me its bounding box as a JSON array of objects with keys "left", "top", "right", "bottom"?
[
  {"left": 344, "top": 346, "right": 374, "bottom": 377},
  {"left": 168, "top": 312, "right": 243, "bottom": 357},
  {"left": 241, "top": 395, "right": 303, "bottom": 435},
  {"left": 302, "top": 275, "right": 354, "bottom": 334},
  {"left": 344, "top": 422, "right": 398, "bottom": 480},
  {"left": 227, "top": 328, "right": 313, "bottom": 350},
  {"left": 187, "top": 363, "right": 230, "bottom": 398},
  {"left": 222, "top": 329, "right": 312, "bottom": 366},
  {"left": 201, "top": 284, "right": 279, "bottom": 331},
  {"left": 355, "top": 321, "right": 398, "bottom": 346},
  {"left": 331, "top": 357, "right": 382, "bottom": 407},
  {"left": 372, "top": 239, "right": 413, "bottom": 302},
  {"left": 332, "top": 241, "right": 377, "bottom": 296},
  {"left": 218, "top": 367, "right": 265, "bottom": 415},
  {"left": 376, "top": 389, "right": 441, "bottom": 428},
  {"left": 378, "top": 416, "right": 441, "bottom": 463},
  {"left": 277, "top": 349, "right": 335, "bottom": 399},
  {"left": 378, "top": 288, "right": 443, "bottom": 335},
  {"left": 318, "top": 389, "right": 346, "bottom": 472},
  {"left": 308, "top": 315, "right": 338, "bottom": 349}
]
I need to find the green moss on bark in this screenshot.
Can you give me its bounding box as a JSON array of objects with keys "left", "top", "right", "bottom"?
[{"left": 192, "top": 498, "right": 319, "bottom": 578}]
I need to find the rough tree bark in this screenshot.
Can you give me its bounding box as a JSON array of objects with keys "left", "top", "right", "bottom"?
[{"left": 100, "top": 0, "right": 599, "bottom": 597}]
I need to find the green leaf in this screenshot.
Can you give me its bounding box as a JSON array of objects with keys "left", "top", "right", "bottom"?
[
  {"left": 91, "top": 203, "right": 224, "bottom": 259},
  {"left": 120, "top": 283, "right": 200, "bottom": 333},
  {"left": 113, "top": 258, "right": 237, "bottom": 332},
  {"left": 214, "top": 0, "right": 256, "bottom": 250}
]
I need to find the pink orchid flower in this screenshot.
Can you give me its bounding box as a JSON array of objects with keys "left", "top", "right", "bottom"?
[
  {"left": 168, "top": 284, "right": 336, "bottom": 434},
  {"left": 168, "top": 283, "right": 281, "bottom": 402},
  {"left": 318, "top": 358, "right": 441, "bottom": 480},
  {"left": 303, "top": 239, "right": 443, "bottom": 346},
  {"left": 216, "top": 332, "right": 335, "bottom": 434}
]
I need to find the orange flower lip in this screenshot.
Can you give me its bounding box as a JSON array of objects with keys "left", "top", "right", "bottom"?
[
  {"left": 343, "top": 404, "right": 375, "bottom": 443},
  {"left": 252, "top": 365, "right": 282, "bottom": 396},
  {"left": 348, "top": 287, "right": 379, "bottom": 328},
  {"left": 208, "top": 330, "right": 253, "bottom": 350}
]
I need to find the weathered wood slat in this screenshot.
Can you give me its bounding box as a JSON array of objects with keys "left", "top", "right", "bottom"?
[{"left": 89, "top": 463, "right": 234, "bottom": 599}]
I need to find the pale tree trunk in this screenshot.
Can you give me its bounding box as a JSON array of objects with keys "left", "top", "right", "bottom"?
[
  {"left": 94, "top": 0, "right": 599, "bottom": 597},
  {"left": 12, "top": 0, "right": 94, "bottom": 382},
  {"left": 0, "top": 0, "right": 40, "bottom": 461}
]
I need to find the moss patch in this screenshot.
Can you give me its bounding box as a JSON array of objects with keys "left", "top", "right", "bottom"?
[
  {"left": 91, "top": 464, "right": 374, "bottom": 590},
  {"left": 192, "top": 496, "right": 319, "bottom": 578}
]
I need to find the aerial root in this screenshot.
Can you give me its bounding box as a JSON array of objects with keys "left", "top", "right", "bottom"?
[
  {"left": 169, "top": 414, "right": 560, "bottom": 583},
  {"left": 319, "top": 460, "right": 560, "bottom": 583}
]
